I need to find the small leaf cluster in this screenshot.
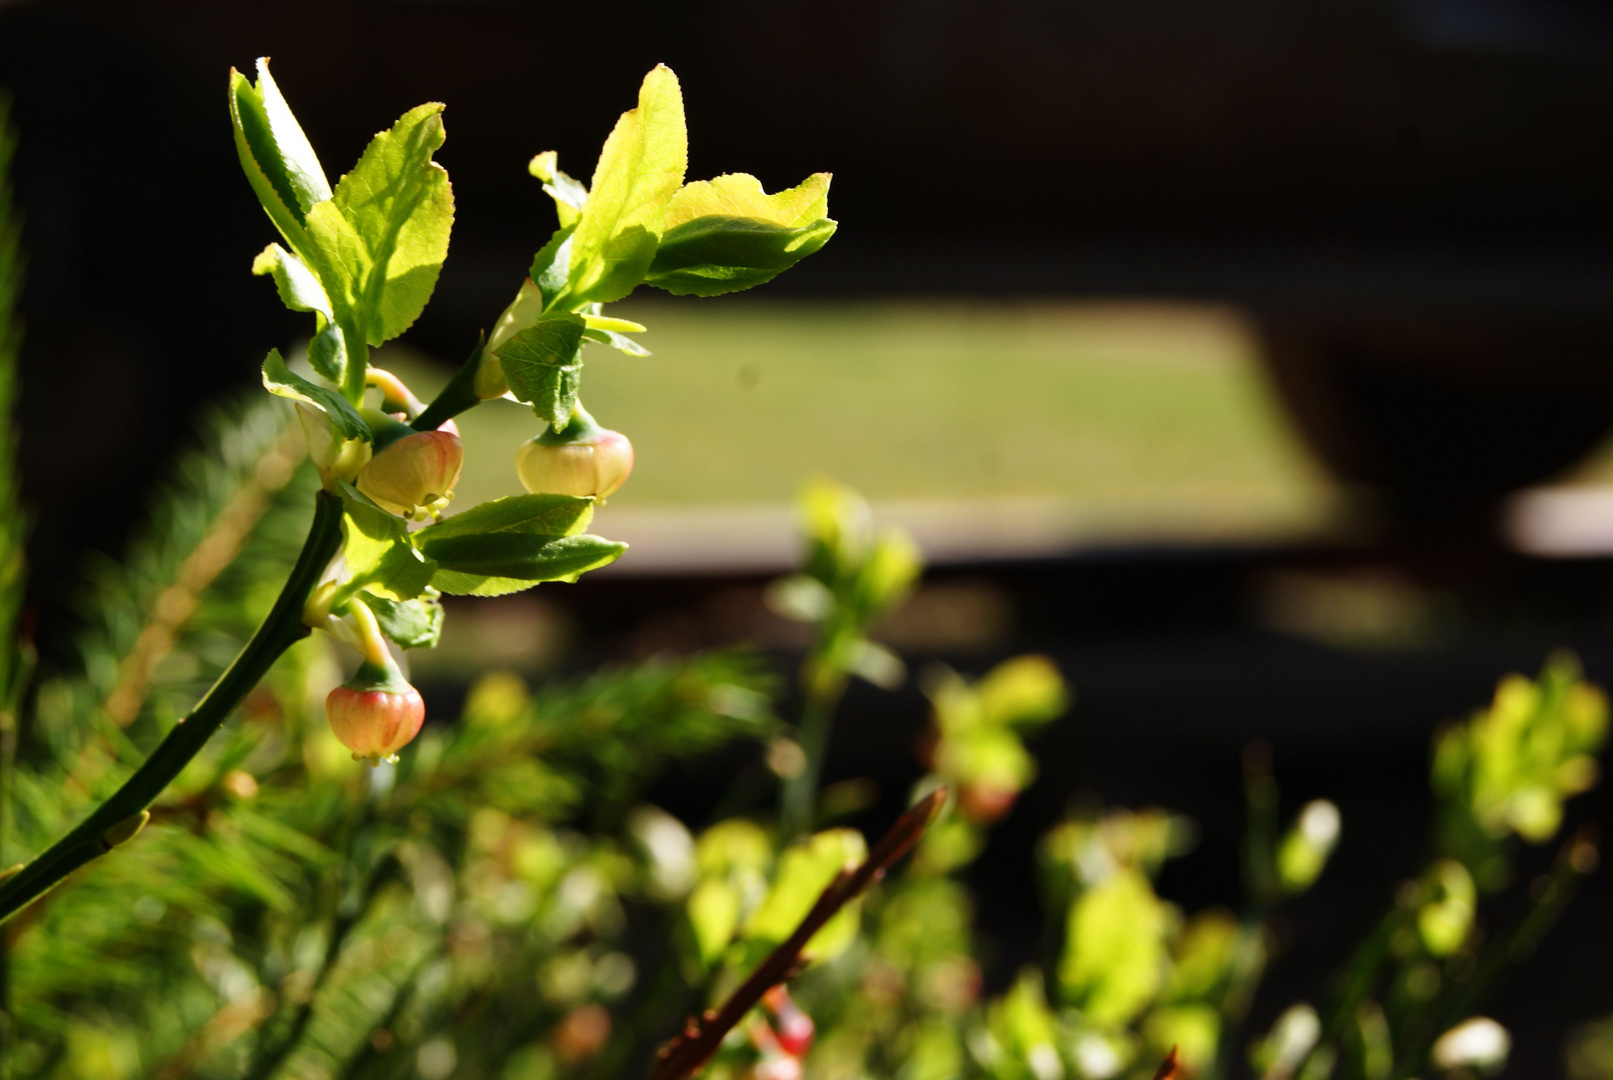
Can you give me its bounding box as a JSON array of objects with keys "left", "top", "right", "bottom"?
[
  {"left": 921, "top": 655, "right": 1068, "bottom": 827},
  {"left": 766, "top": 480, "right": 921, "bottom": 697},
  {"left": 480, "top": 65, "right": 835, "bottom": 434},
  {"left": 234, "top": 59, "right": 450, "bottom": 400},
  {"left": 1432, "top": 652, "right": 1607, "bottom": 886},
  {"left": 237, "top": 60, "right": 836, "bottom": 671}
]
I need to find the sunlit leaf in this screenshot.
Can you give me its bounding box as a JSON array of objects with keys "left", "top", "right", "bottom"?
[{"left": 566, "top": 65, "right": 687, "bottom": 305}]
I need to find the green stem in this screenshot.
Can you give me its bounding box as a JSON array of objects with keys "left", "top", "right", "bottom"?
[
  {"left": 779, "top": 660, "right": 844, "bottom": 843},
  {"left": 411, "top": 338, "right": 485, "bottom": 434},
  {"left": 341, "top": 321, "right": 369, "bottom": 406},
  {"left": 0, "top": 491, "right": 345, "bottom": 925},
  {"left": 1211, "top": 750, "right": 1280, "bottom": 1080},
  {"left": 1296, "top": 901, "right": 1414, "bottom": 1077}
]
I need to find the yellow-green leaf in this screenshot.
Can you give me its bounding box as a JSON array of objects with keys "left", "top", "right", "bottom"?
[{"left": 567, "top": 65, "right": 687, "bottom": 305}]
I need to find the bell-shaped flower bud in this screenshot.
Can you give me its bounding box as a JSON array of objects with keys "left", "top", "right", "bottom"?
[
  {"left": 477, "top": 277, "right": 544, "bottom": 399},
  {"left": 325, "top": 659, "right": 426, "bottom": 764},
  {"left": 356, "top": 409, "right": 464, "bottom": 521},
  {"left": 516, "top": 405, "right": 633, "bottom": 500},
  {"left": 298, "top": 404, "right": 371, "bottom": 489}
]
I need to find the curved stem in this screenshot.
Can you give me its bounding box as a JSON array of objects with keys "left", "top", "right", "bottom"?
[
  {"left": 411, "top": 338, "right": 485, "bottom": 434},
  {"left": 0, "top": 490, "right": 345, "bottom": 925}
]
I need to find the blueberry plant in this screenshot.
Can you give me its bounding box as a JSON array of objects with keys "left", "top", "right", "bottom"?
[
  {"left": 0, "top": 59, "right": 835, "bottom": 923},
  {"left": 0, "top": 63, "right": 1607, "bottom": 1080}
]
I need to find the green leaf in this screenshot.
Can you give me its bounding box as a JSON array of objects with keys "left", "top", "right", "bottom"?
[
  {"left": 646, "top": 173, "right": 837, "bottom": 297},
  {"left": 228, "top": 59, "right": 331, "bottom": 236},
  {"left": 308, "top": 102, "right": 454, "bottom": 347},
  {"left": 252, "top": 243, "right": 331, "bottom": 317},
  {"left": 529, "top": 151, "right": 588, "bottom": 228},
  {"left": 566, "top": 65, "right": 688, "bottom": 305},
  {"left": 253, "top": 244, "right": 347, "bottom": 383},
  {"left": 357, "top": 590, "right": 444, "bottom": 649},
  {"left": 686, "top": 880, "right": 740, "bottom": 968},
  {"left": 423, "top": 534, "right": 627, "bottom": 596},
  {"left": 337, "top": 483, "right": 436, "bottom": 600},
  {"left": 743, "top": 829, "right": 867, "bottom": 961},
  {"left": 415, "top": 493, "right": 595, "bottom": 542},
  {"left": 1058, "top": 868, "right": 1168, "bottom": 1026},
  {"left": 260, "top": 349, "right": 368, "bottom": 442},
  {"left": 582, "top": 327, "right": 650, "bottom": 357},
  {"left": 495, "top": 314, "right": 587, "bottom": 427},
  {"left": 529, "top": 224, "right": 576, "bottom": 307},
  {"left": 306, "top": 325, "right": 349, "bottom": 385},
  {"left": 581, "top": 313, "right": 646, "bottom": 334}
]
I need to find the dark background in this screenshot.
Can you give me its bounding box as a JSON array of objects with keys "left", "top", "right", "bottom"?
[{"left": 5, "top": 0, "right": 1613, "bottom": 1073}]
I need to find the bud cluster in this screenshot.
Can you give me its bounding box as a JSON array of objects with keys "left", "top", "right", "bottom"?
[{"left": 299, "top": 308, "right": 641, "bottom": 768}]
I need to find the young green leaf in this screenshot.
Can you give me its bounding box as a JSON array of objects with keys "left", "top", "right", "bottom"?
[
  {"left": 529, "top": 151, "right": 588, "bottom": 228},
  {"left": 336, "top": 483, "right": 436, "bottom": 601},
  {"left": 566, "top": 65, "right": 688, "bottom": 305},
  {"left": 252, "top": 242, "right": 331, "bottom": 317},
  {"left": 495, "top": 314, "right": 587, "bottom": 427},
  {"left": 582, "top": 327, "right": 651, "bottom": 357},
  {"left": 580, "top": 308, "right": 650, "bottom": 356},
  {"left": 253, "top": 244, "right": 347, "bottom": 383},
  {"left": 529, "top": 225, "right": 576, "bottom": 308},
  {"left": 581, "top": 313, "right": 647, "bottom": 334},
  {"left": 413, "top": 492, "right": 595, "bottom": 542},
  {"left": 308, "top": 102, "right": 454, "bottom": 347},
  {"left": 260, "top": 349, "right": 369, "bottom": 442},
  {"left": 421, "top": 533, "right": 627, "bottom": 596},
  {"left": 646, "top": 173, "right": 836, "bottom": 297},
  {"left": 357, "top": 590, "right": 444, "bottom": 649},
  {"left": 228, "top": 59, "right": 331, "bottom": 237}
]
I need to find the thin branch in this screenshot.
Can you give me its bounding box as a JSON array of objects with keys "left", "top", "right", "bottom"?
[
  {"left": 1152, "top": 1046, "right": 1181, "bottom": 1080},
  {"left": 0, "top": 491, "right": 345, "bottom": 925},
  {"left": 103, "top": 423, "right": 304, "bottom": 726},
  {"left": 653, "top": 787, "right": 945, "bottom": 1080}
]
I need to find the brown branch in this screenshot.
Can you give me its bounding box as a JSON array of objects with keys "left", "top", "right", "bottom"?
[
  {"left": 1151, "top": 1046, "right": 1180, "bottom": 1080},
  {"left": 653, "top": 788, "right": 947, "bottom": 1080}
]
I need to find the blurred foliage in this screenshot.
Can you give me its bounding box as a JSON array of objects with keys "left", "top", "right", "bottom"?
[
  {"left": 768, "top": 479, "right": 920, "bottom": 841},
  {"left": 0, "top": 356, "right": 1604, "bottom": 1078}
]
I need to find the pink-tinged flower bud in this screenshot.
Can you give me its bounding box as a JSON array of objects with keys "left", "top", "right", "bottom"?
[
  {"left": 516, "top": 405, "right": 633, "bottom": 500},
  {"left": 763, "top": 986, "right": 814, "bottom": 1058},
  {"left": 356, "top": 409, "right": 464, "bottom": 520},
  {"left": 516, "top": 430, "right": 633, "bottom": 500},
  {"left": 325, "top": 661, "right": 426, "bottom": 764}
]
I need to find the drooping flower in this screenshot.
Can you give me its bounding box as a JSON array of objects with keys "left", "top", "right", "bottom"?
[
  {"left": 516, "top": 404, "right": 633, "bottom": 500},
  {"left": 356, "top": 409, "right": 463, "bottom": 520},
  {"left": 325, "top": 659, "right": 426, "bottom": 764}
]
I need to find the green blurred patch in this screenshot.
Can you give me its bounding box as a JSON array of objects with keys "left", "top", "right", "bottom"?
[{"left": 380, "top": 299, "right": 1334, "bottom": 528}]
